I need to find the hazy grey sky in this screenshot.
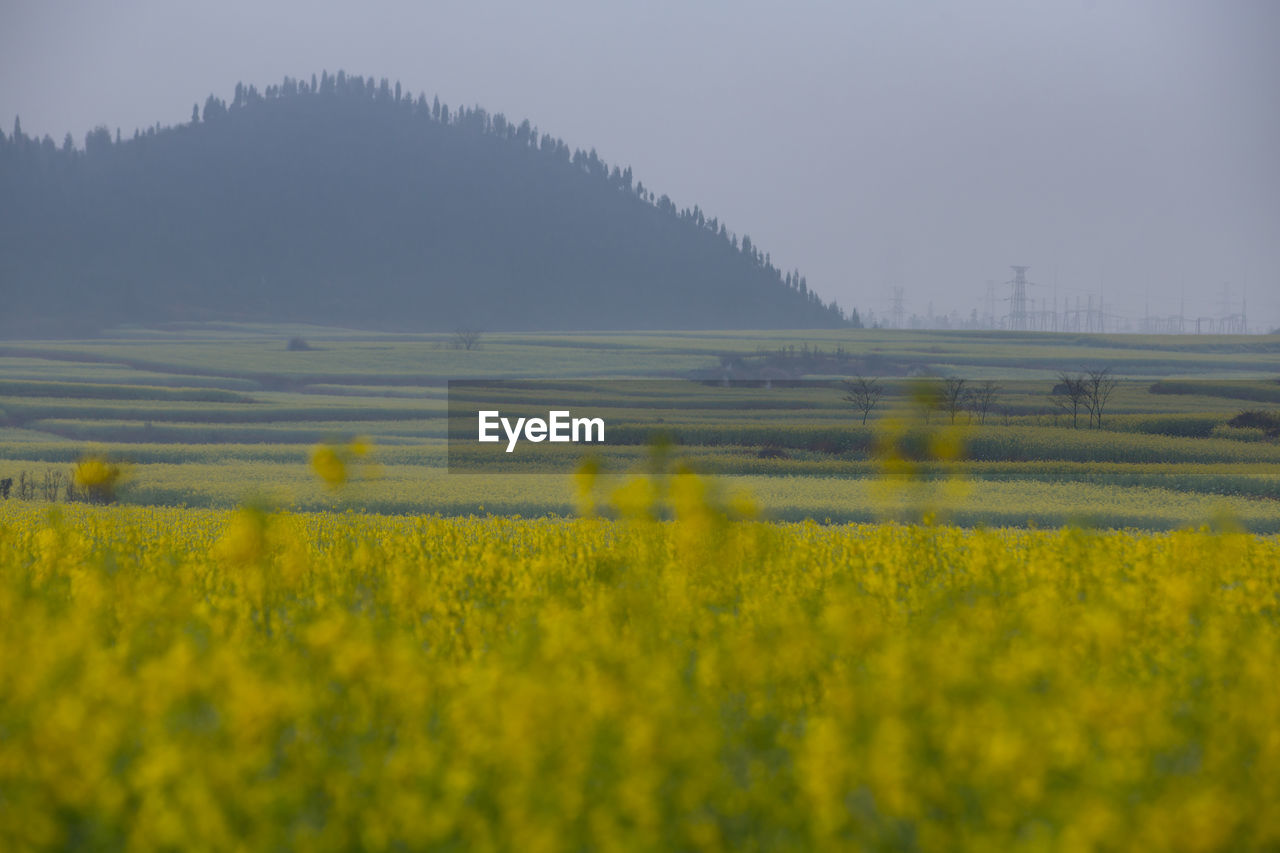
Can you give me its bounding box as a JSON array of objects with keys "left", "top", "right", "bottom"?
[{"left": 4, "top": 0, "right": 1277, "bottom": 329}]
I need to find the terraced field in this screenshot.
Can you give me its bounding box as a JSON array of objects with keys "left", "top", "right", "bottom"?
[{"left": 1, "top": 324, "right": 1278, "bottom": 530}]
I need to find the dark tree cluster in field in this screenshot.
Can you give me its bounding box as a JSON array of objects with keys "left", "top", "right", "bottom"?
[
  {"left": 834, "top": 375, "right": 1004, "bottom": 427},
  {"left": 0, "top": 469, "right": 88, "bottom": 503},
  {"left": 919, "top": 377, "right": 1004, "bottom": 426},
  {"left": 0, "top": 73, "right": 856, "bottom": 336},
  {"left": 1051, "top": 369, "right": 1119, "bottom": 429}
]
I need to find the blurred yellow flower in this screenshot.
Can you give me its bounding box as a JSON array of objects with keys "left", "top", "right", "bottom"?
[
  {"left": 214, "top": 505, "right": 268, "bottom": 565},
  {"left": 309, "top": 437, "right": 374, "bottom": 490},
  {"left": 73, "top": 454, "right": 124, "bottom": 502},
  {"left": 573, "top": 457, "right": 600, "bottom": 517},
  {"left": 310, "top": 444, "right": 347, "bottom": 489}
]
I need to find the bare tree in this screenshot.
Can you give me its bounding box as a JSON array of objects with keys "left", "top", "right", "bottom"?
[
  {"left": 840, "top": 375, "right": 884, "bottom": 425},
  {"left": 967, "top": 380, "right": 1002, "bottom": 425},
  {"left": 1050, "top": 372, "right": 1088, "bottom": 429},
  {"left": 940, "top": 376, "right": 969, "bottom": 424},
  {"left": 41, "top": 469, "right": 65, "bottom": 502},
  {"left": 451, "top": 328, "right": 483, "bottom": 351},
  {"left": 1083, "top": 368, "right": 1119, "bottom": 429}
]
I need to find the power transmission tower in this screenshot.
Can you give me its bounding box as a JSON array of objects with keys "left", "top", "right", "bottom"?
[
  {"left": 1217, "top": 283, "right": 1247, "bottom": 334},
  {"left": 1006, "top": 266, "right": 1031, "bottom": 331}
]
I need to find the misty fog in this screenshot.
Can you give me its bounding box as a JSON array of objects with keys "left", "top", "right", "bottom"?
[{"left": 3, "top": 0, "right": 1276, "bottom": 330}]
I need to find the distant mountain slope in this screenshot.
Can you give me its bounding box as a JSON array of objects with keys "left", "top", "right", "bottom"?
[{"left": 0, "top": 72, "right": 857, "bottom": 336}]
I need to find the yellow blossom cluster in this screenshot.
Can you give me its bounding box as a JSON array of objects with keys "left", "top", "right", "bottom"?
[
  {"left": 309, "top": 437, "right": 373, "bottom": 491},
  {"left": 1, "top": 501, "right": 1278, "bottom": 850},
  {"left": 71, "top": 454, "right": 125, "bottom": 503}
]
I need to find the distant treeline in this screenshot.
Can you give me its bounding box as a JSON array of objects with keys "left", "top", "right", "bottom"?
[
  {"left": 0, "top": 72, "right": 859, "bottom": 335},
  {"left": 0, "top": 469, "right": 98, "bottom": 503}
]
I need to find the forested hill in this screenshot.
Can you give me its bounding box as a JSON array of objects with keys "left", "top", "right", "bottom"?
[{"left": 0, "top": 72, "right": 857, "bottom": 336}]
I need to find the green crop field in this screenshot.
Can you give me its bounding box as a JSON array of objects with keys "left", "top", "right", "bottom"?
[{"left": 2, "top": 324, "right": 1278, "bottom": 530}]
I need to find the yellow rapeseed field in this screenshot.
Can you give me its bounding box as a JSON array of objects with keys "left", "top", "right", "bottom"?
[{"left": 2, "top": 496, "right": 1279, "bottom": 850}]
